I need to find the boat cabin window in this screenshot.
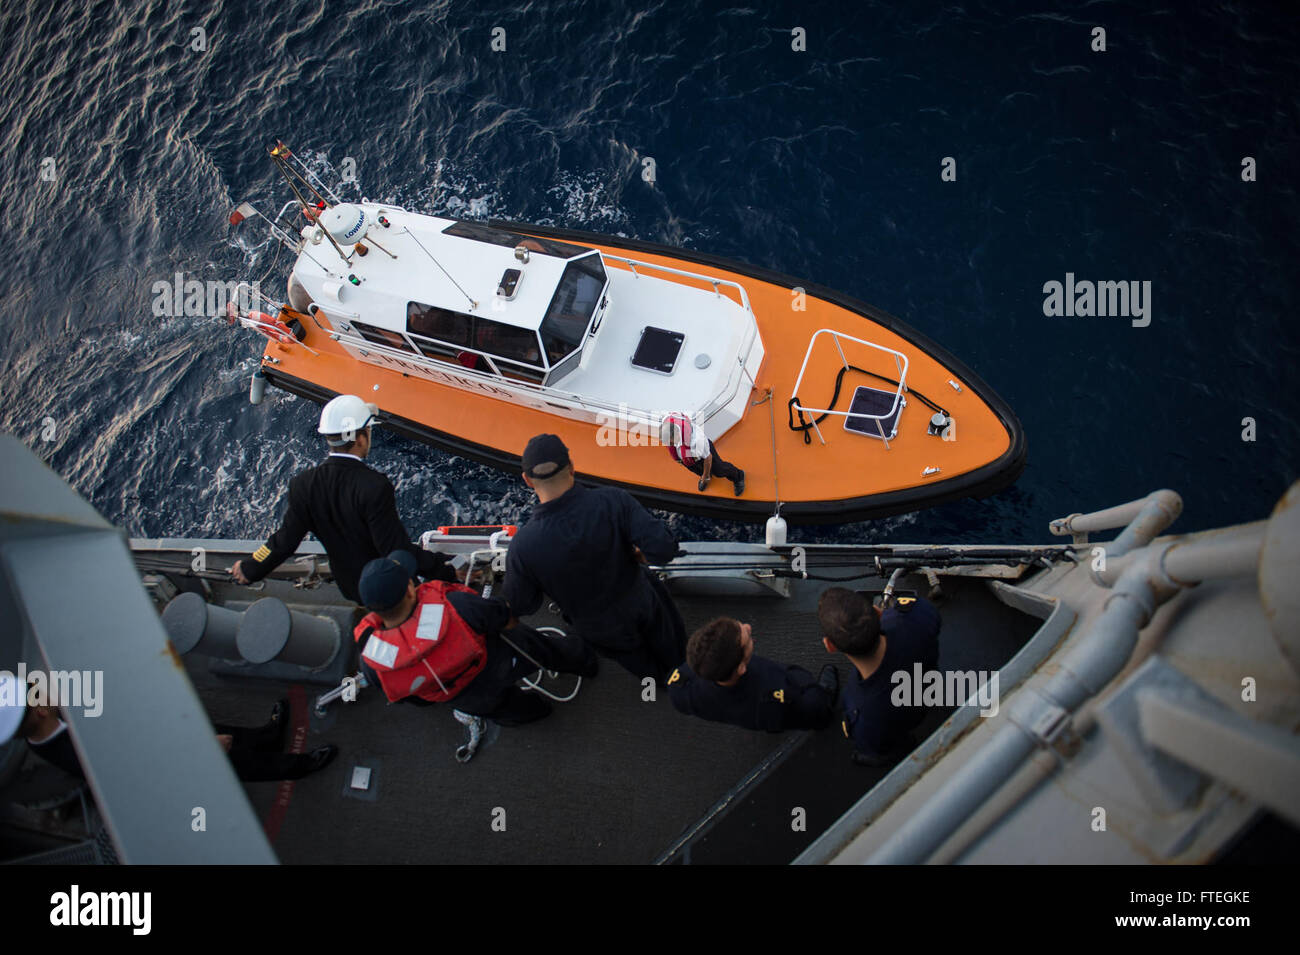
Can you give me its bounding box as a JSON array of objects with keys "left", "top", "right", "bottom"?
[
  {"left": 441, "top": 221, "right": 591, "bottom": 259},
  {"left": 405, "top": 300, "right": 546, "bottom": 382},
  {"left": 492, "top": 359, "right": 545, "bottom": 384},
  {"left": 540, "top": 254, "right": 606, "bottom": 365},
  {"left": 474, "top": 317, "right": 543, "bottom": 368},
  {"left": 352, "top": 319, "right": 416, "bottom": 354},
  {"left": 408, "top": 303, "right": 471, "bottom": 347}
]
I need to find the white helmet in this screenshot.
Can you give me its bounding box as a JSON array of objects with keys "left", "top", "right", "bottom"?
[{"left": 318, "top": 394, "right": 378, "bottom": 446}]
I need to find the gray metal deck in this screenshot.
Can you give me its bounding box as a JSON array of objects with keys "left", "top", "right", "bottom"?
[{"left": 184, "top": 574, "right": 1038, "bottom": 865}]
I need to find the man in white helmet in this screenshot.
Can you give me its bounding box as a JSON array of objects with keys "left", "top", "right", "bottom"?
[{"left": 229, "top": 394, "right": 455, "bottom": 603}]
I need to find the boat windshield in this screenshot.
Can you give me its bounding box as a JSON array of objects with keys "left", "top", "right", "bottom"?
[{"left": 540, "top": 255, "right": 606, "bottom": 363}]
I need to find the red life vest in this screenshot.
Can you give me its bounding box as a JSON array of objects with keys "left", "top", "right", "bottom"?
[
  {"left": 352, "top": 581, "right": 488, "bottom": 703},
  {"left": 665, "top": 413, "right": 699, "bottom": 466}
]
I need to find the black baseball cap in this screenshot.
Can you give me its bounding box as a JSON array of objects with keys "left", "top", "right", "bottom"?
[
  {"left": 521, "top": 433, "right": 571, "bottom": 479},
  {"left": 358, "top": 550, "right": 418, "bottom": 611}
]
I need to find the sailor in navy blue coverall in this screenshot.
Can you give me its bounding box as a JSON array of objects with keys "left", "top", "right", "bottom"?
[
  {"left": 818, "top": 586, "right": 941, "bottom": 764},
  {"left": 503, "top": 434, "right": 687, "bottom": 684},
  {"left": 667, "top": 618, "right": 838, "bottom": 732}
]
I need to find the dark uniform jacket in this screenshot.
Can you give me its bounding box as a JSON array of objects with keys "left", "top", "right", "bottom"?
[
  {"left": 841, "top": 596, "right": 942, "bottom": 758},
  {"left": 502, "top": 482, "right": 678, "bottom": 648},
  {"left": 241, "top": 455, "right": 452, "bottom": 603},
  {"left": 667, "top": 655, "right": 834, "bottom": 732}
]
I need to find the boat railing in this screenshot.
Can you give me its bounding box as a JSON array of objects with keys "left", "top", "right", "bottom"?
[
  {"left": 790, "top": 329, "right": 909, "bottom": 449},
  {"left": 600, "top": 252, "right": 754, "bottom": 314},
  {"left": 322, "top": 319, "right": 660, "bottom": 422},
  {"left": 600, "top": 252, "right": 762, "bottom": 424}
]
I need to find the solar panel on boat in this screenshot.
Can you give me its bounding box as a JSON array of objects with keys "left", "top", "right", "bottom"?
[{"left": 843, "top": 385, "right": 903, "bottom": 439}]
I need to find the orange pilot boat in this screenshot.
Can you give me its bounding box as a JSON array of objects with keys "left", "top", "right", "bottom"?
[{"left": 230, "top": 143, "right": 1025, "bottom": 524}]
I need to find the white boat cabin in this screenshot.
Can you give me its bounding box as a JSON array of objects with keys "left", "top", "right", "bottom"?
[{"left": 285, "top": 202, "right": 765, "bottom": 439}]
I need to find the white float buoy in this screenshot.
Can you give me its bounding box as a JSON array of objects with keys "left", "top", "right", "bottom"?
[
  {"left": 249, "top": 370, "right": 266, "bottom": 405},
  {"left": 765, "top": 514, "right": 787, "bottom": 548}
]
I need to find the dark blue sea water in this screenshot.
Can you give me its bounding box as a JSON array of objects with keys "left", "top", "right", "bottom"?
[{"left": 1, "top": 0, "right": 1297, "bottom": 546}]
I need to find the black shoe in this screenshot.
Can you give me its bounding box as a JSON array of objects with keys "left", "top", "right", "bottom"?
[
  {"left": 697, "top": 475, "right": 711, "bottom": 492},
  {"left": 733, "top": 472, "right": 745, "bottom": 496},
  {"left": 305, "top": 745, "right": 338, "bottom": 774},
  {"left": 817, "top": 664, "right": 840, "bottom": 703},
  {"left": 247, "top": 697, "right": 292, "bottom": 752}
]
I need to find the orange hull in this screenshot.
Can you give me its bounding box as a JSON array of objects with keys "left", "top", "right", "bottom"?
[{"left": 260, "top": 223, "right": 1024, "bottom": 523}]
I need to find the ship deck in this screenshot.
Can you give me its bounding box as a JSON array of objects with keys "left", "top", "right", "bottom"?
[
  {"left": 0, "top": 563, "right": 1042, "bottom": 865},
  {"left": 186, "top": 571, "right": 1038, "bottom": 865}
]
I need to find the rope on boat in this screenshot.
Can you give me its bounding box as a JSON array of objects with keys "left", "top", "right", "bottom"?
[
  {"left": 788, "top": 363, "right": 950, "bottom": 445},
  {"left": 750, "top": 386, "right": 782, "bottom": 518}
]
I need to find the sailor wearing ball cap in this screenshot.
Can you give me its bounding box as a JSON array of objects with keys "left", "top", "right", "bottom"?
[
  {"left": 229, "top": 394, "right": 455, "bottom": 603},
  {"left": 503, "top": 434, "right": 687, "bottom": 684},
  {"left": 352, "top": 549, "right": 596, "bottom": 725}
]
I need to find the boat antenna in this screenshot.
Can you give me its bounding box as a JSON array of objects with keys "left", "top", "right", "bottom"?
[
  {"left": 269, "top": 141, "right": 336, "bottom": 209},
  {"left": 282, "top": 145, "right": 344, "bottom": 206},
  {"left": 268, "top": 143, "right": 353, "bottom": 266},
  {"left": 402, "top": 227, "right": 478, "bottom": 311}
]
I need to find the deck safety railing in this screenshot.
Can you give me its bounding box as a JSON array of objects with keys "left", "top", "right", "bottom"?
[
  {"left": 600, "top": 253, "right": 754, "bottom": 315},
  {"left": 790, "top": 329, "right": 909, "bottom": 449}
]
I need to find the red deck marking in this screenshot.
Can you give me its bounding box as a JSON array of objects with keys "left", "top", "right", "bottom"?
[{"left": 263, "top": 684, "right": 309, "bottom": 843}]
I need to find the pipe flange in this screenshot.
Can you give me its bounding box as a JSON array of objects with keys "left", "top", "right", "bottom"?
[{"left": 1007, "top": 687, "right": 1072, "bottom": 747}]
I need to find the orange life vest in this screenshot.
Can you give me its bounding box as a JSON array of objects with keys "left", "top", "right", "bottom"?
[{"left": 353, "top": 581, "right": 488, "bottom": 703}]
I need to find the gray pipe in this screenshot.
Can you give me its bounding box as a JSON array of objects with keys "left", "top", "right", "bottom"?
[
  {"left": 1093, "top": 521, "right": 1265, "bottom": 588},
  {"left": 162, "top": 592, "right": 243, "bottom": 660},
  {"left": 917, "top": 523, "right": 1269, "bottom": 865},
  {"left": 1050, "top": 489, "right": 1182, "bottom": 551},
  {"left": 867, "top": 556, "right": 1158, "bottom": 864},
  {"left": 1101, "top": 489, "right": 1182, "bottom": 557},
  {"left": 236, "top": 597, "right": 340, "bottom": 668},
  {"left": 868, "top": 502, "right": 1267, "bottom": 865}
]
